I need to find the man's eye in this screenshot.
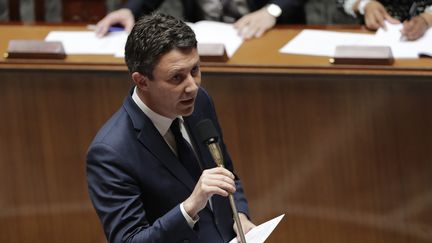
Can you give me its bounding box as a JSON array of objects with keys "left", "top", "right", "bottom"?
[
  {"left": 191, "top": 66, "right": 200, "bottom": 76},
  {"left": 171, "top": 75, "right": 183, "bottom": 83}
]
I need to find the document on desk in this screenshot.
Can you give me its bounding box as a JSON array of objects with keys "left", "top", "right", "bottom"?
[
  {"left": 45, "top": 21, "right": 243, "bottom": 58},
  {"left": 187, "top": 21, "right": 243, "bottom": 58},
  {"left": 374, "top": 21, "right": 432, "bottom": 58},
  {"left": 279, "top": 29, "right": 376, "bottom": 57},
  {"left": 45, "top": 31, "right": 128, "bottom": 55},
  {"left": 229, "top": 214, "right": 284, "bottom": 243},
  {"left": 280, "top": 21, "right": 432, "bottom": 59}
]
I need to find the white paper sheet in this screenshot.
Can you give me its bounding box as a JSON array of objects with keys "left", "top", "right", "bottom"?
[
  {"left": 375, "top": 22, "right": 404, "bottom": 43},
  {"left": 188, "top": 21, "right": 243, "bottom": 58},
  {"left": 280, "top": 21, "right": 432, "bottom": 59},
  {"left": 45, "top": 21, "right": 243, "bottom": 58},
  {"left": 374, "top": 21, "right": 432, "bottom": 58},
  {"left": 45, "top": 31, "right": 128, "bottom": 55},
  {"left": 279, "top": 30, "right": 375, "bottom": 57},
  {"left": 229, "top": 214, "right": 285, "bottom": 243}
]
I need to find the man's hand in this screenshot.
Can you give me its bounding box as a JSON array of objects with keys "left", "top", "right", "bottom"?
[
  {"left": 401, "top": 14, "right": 430, "bottom": 40},
  {"left": 183, "top": 167, "right": 236, "bottom": 218},
  {"left": 234, "top": 8, "right": 277, "bottom": 39},
  {"left": 95, "top": 8, "right": 135, "bottom": 37},
  {"left": 363, "top": 1, "right": 399, "bottom": 30},
  {"left": 233, "top": 213, "right": 256, "bottom": 242}
]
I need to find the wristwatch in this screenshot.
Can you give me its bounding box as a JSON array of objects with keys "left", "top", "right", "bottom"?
[{"left": 266, "top": 4, "right": 282, "bottom": 18}]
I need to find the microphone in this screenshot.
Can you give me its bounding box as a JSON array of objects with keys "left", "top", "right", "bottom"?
[{"left": 196, "top": 119, "right": 247, "bottom": 243}]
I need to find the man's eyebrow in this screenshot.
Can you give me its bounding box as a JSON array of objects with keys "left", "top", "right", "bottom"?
[
  {"left": 166, "top": 67, "right": 186, "bottom": 77},
  {"left": 167, "top": 61, "right": 200, "bottom": 76},
  {"left": 193, "top": 60, "right": 201, "bottom": 67}
]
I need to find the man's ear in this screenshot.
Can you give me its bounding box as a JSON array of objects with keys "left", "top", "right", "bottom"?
[{"left": 131, "top": 72, "right": 150, "bottom": 91}]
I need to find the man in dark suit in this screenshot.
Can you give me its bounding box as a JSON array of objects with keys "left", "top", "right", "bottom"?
[
  {"left": 95, "top": 0, "right": 305, "bottom": 39},
  {"left": 87, "top": 13, "right": 255, "bottom": 243}
]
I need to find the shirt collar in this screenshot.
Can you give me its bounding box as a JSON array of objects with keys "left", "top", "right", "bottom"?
[{"left": 132, "top": 86, "right": 183, "bottom": 136}]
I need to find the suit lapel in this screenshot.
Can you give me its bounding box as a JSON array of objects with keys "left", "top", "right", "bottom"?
[
  {"left": 123, "top": 91, "right": 196, "bottom": 192},
  {"left": 138, "top": 122, "right": 197, "bottom": 192}
]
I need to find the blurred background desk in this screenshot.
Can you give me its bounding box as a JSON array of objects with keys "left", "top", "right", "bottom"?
[{"left": 1, "top": 24, "right": 431, "bottom": 243}]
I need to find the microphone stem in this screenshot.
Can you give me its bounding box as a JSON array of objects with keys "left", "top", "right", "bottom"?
[
  {"left": 217, "top": 163, "right": 246, "bottom": 243},
  {"left": 228, "top": 187, "right": 247, "bottom": 243},
  {"left": 208, "top": 143, "right": 246, "bottom": 242}
]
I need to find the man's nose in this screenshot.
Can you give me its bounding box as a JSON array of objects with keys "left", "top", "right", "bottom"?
[{"left": 184, "top": 74, "right": 199, "bottom": 93}]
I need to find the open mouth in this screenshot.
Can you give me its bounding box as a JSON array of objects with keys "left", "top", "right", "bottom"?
[{"left": 180, "top": 97, "right": 195, "bottom": 106}]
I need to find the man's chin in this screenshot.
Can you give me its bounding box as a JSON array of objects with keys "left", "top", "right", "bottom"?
[
  {"left": 178, "top": 103, "right": 195, "bottom": 116},
  {"left": 181, "top": 106, "right": 195, "bottom": 116}
]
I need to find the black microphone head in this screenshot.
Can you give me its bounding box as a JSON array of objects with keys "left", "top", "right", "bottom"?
[{"left": 196, "top": 119, "right": 219, "bottom": 144}]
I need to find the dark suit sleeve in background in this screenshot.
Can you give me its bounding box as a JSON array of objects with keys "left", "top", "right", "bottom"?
[
  {"left": 124, "top": 0, "right": 164, "bottom": 19},
  {"left": 250, "top": 0, "right": 306, "bottom": 24}
]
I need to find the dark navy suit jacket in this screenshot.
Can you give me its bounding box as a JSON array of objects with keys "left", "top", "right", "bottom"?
[
  {"left": 125, "top": 0, "right": 305, "bottom": 24},
  {"left": 87, "top": 87, "right": 249, "bottom": 243}
]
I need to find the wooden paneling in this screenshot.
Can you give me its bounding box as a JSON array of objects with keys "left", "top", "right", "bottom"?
[
  {"left": 0, "top": 70, "right": 131, "bottom": 243},
  {"left": 63, "top": 0, "right": 107, "bottom": 23},
  {"left": 9, "top": 0, "right": 20, "bottom": 21},
  {"left": 1, "top": 69, "right": 430, "bottom": 242},
  {"left": 202, "top": 72, "right": 432, "bottom": 243},
  {"left": 4, "top": 0, "right": 106, "bottom": 22}
]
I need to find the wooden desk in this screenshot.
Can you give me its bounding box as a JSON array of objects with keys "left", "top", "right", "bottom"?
[{"left": 1, "top": 25, "right": 431, "bottom": 243}]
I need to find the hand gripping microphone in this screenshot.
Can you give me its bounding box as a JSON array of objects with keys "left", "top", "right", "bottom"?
[{"left": 196, "top": 119, "right": 246, "bottom": 243}]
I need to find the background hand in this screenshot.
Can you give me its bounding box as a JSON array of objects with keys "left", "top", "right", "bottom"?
[
  {"left": 95, "top": 8, "right": 135, "bottom": 37},
  {"left": 183, "top": 167, "right": 236, "bottom": 218},
  {"left": 401, "top": 15, "right": 429, "bottom": 40},
  {"left": 363, "top": 1, "right": 399, "bottom": 30},
  {"left": 233, "top": 213, "right": 256, "bottom": 241},
  {"left": 234, "top": 8, "right": 276, "bottom": 39}
]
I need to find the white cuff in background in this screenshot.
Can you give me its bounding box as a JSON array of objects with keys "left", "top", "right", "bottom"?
[
  {"left": 358, "top": 0, "right": 372, "bottom": 15},
  {"left": 180, "top": 203, "right": 199, "bottom": 228},
  {"left": 265, "top": 3, "right": 282, "bottom": 18},
  {"left": 344, "top": 0, "right": 358, "bottom": 17},
  {"left": 425, "top": 5, "right": 432, "bottom": 13}
]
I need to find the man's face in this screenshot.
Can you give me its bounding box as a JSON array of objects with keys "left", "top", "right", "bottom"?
[{"left": 140, "top": 48, "right": 201, "bottom": 119}]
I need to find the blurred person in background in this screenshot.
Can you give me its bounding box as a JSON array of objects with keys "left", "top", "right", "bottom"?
[
  {"left": 95, "top": 0, "right": 305, "bottom": 39},
  {"left": 344, "top": 0, "right": 432, "bottom": 40}
]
